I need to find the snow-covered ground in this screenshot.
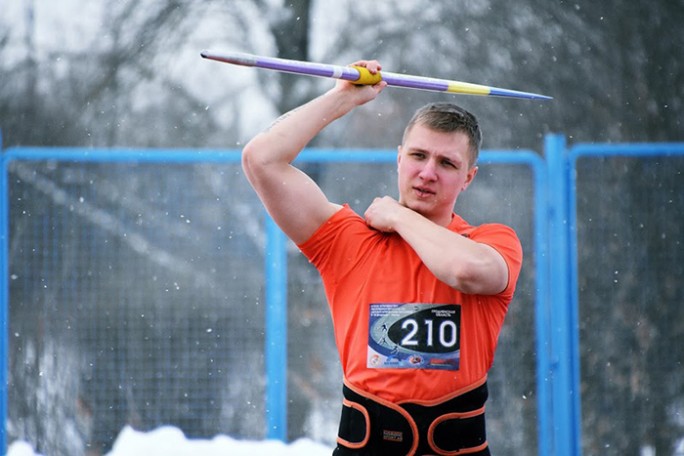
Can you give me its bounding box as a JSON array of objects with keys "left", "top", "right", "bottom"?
[{"left": 7, "top": 426, "right": 334, "bottom": 456}]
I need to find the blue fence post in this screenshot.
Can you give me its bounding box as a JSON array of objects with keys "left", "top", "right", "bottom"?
[
  {"left": 264, "top": 215, "right": 288, "bottom": 440},
  {"left": 531, "top": 153, "right": 553, "bottom": 456},
  {"left": 545, "top": 134, "right": 581, "bottom": 456},
  {"left": 565, "top": 145, "right": 582, "bottom": 456}
]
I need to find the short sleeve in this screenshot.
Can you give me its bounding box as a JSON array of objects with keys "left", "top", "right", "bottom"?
[
  {"left": 298, "top": 205, "right": 374, "bottom": 281},
  {"left": 470, "top": 224, "right": 523, "bottom": 299}
]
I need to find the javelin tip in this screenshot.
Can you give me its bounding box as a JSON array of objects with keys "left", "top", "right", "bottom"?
[
  {"left": 200, "top": 50, "right": 257, "bottom": 67},
  {"left": 476, "top": 85, "right": 553, "bottom": 100}
]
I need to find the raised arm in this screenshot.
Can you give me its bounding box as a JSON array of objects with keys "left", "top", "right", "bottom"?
[
  {"left": 242, "top": 61, "right": 386, "bottom": 245},
  {"left": 364, "top": 196, "right": 512, "bottom": 295}
]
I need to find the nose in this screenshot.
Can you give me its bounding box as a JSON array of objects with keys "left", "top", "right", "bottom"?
[{"left": 418, "top": 158, "right": 438, "bottom": 181}]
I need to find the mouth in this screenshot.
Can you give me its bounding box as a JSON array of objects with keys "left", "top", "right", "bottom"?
[{"left": 413, "top": 186, "right": 435, "bottom": 198}]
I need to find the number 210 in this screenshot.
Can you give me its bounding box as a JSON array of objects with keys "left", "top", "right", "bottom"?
[{"left": 400, "top": 319, "right": 458, "bottom": 348}]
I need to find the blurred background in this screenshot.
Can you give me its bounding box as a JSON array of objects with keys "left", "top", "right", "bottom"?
[
  {"left": 2, "top": 0, "right": 681, "bottom": 149},
  {"left": 1, "top": 1, "right": 683, "bottom": 455}
]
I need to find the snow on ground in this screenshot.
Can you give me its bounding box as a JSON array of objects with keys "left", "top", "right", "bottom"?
[{"left": 7, "top": 426, "right": 334, "bottom": 456}]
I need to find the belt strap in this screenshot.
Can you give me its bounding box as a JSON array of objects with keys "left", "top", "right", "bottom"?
[{"left": 335, "top": 378, "right": 490, "bottom": 456}]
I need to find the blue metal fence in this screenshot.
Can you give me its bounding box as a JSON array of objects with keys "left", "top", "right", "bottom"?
[
  {"left": 0, "top": 142, "right": 549, "bottom": 455},
  {"left": 3, "top": 135, "right": 682, "bottom": 454},
  {"left": 543, "top": 137, "right": 684, "bottom": 456}
]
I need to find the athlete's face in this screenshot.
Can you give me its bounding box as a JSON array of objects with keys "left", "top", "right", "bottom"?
[{"left": 397, "top": 124, "right": 478, "bottom": 226}]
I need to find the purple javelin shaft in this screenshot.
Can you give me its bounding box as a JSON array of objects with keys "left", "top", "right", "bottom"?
[{"left": 200, "top": 50, "right": 552, "bottom": 100}]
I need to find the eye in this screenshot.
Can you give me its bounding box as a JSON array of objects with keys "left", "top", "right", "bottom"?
[{"left": 441, "top": 159, "right": 457, "bottom": 169}]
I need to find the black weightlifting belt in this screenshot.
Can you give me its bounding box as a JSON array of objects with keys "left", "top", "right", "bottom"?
[{"left": 334, "top": 377, "right": 490, "bottom": 456}]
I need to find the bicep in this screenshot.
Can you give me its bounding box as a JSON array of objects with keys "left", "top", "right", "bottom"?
[{"left": 475, "top": 243, "right": 511, "bottom": 295}]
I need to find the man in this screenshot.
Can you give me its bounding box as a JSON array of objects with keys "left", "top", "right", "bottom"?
[{"left": 242, "top": 60, "right": 522, "bottom": 456}]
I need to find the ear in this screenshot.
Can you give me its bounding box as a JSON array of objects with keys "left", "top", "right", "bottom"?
[
  {"left": 462, "top": 165, "right": 478, "bottom": 191},
  {"left": 397, "top": 145, "right": 403, "bottom": 169}
]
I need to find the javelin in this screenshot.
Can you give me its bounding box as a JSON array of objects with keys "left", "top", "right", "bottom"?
[{"left": 200, "top": 50, "right": 552, "bottom": 101}]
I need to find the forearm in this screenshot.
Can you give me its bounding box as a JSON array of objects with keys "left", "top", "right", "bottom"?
[
  {"left": 391, "top": 206, "right": 508, "bottom": 295},
  {"left": 243, "top": 59, "right": 384, "bottom": 171},
  {"left": 243, "top": 88, "right": 358, "bottom": 167}
]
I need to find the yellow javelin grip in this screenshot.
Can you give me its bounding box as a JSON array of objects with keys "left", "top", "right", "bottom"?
[{"left": 351, "top": 65, "right": 383, "bottom": 85}]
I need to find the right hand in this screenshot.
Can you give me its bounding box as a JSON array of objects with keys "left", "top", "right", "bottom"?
[{"left": 333, "top": 59, "right": 387, "bottom": 106}]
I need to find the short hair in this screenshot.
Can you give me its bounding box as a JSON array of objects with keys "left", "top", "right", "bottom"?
[{"left": 402, "top": 102, "right": 483, "bottom": 167}]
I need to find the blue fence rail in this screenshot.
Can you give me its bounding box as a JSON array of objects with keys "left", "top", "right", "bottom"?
[{"left": 3, "top": 134, "right": 683, "bottom": 455}]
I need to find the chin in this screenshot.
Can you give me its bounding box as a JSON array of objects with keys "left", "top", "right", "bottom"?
[{"left": 408, "top": 202, "right": 433, "bottom": 217}]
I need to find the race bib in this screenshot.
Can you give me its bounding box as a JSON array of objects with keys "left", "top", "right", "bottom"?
[{"left": 367, "top": 303, "right": 461, "bottom": 370}]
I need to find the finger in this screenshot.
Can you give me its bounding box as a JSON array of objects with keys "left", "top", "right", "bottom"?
[
  {"left": 351, "top": 60, "right": 382, "bottom": 73},
  {"left": 366, "top": 60, "right": 382, "bottom": 73}
]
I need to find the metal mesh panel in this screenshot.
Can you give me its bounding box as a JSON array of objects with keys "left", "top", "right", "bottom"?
[
  {"left": 575, "top": 155, "right": 684, "bottom": 455},
  {"left": 8, "top": 161, "right": 266, "bottom": 454},
  {"left": 6, "top": 154, "right": 540, "bottom": 456}
]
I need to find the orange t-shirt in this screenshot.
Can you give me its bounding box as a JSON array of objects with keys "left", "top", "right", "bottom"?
[{"left": 298, "top": 205, "right": 522, "bottom": 403}]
